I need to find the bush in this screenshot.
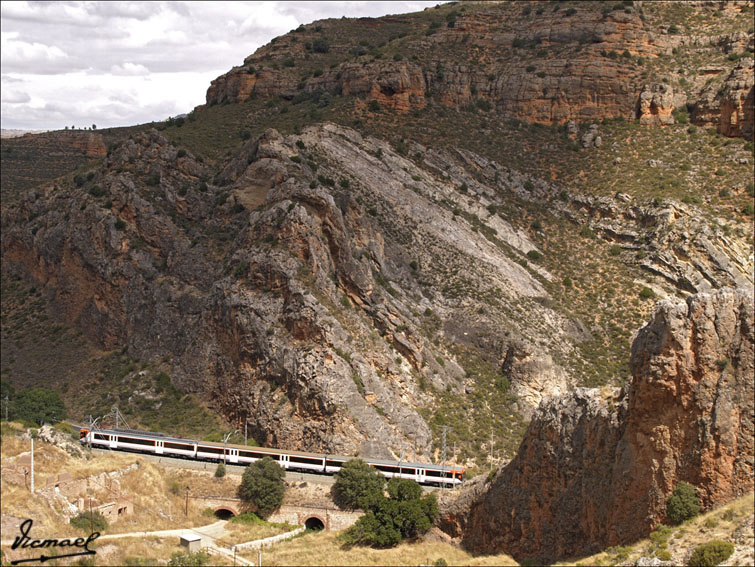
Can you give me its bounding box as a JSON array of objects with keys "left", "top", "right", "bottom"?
[
  {"left": 238, "top": 456, "right": 285, "bottom": 518},
  {"left": 70, "top": 511, "right": 107, "bottom": 533},
  {"left": 687, "top": 540, "right": 734, "bottom": 567},
  {"left": 368, "top": 100, "right": 381, "bottom": 112},
  {"left": 10, "top": 387, "right": 67, "bottom": 425},
  {"left": 167, "top": 551, "right": 211, "bottom": 566},
  {"left": 114, "top": 219, "right": 127, "bottom": 231},
  {"left": 526, "top": 250, "right": 543, "bottom": 262},
  {"left": 312, "top": 38, "right": 329, "bottom": 53},
  {"left": 666, "top": 482, "right": 701, "bottom": 524},
  {"left": 332, "top": 459, "right": 386, "bottom": 510},
  {"left": 215, "top": 462, "right": 226, "bottom": 478},
  {"left": 639, "top": 287, "right": 655, "bottom": 300},
  {"left": 340, "top": 481, "right": 437, "bottom": 548}
]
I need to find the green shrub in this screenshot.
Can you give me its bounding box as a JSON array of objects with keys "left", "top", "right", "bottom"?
[
  {"left": 368, "top": 100, "right": 381, "bottom": 112},
  {"left": 333, "top": 459, "right": 386, "bottom": 510},
  {"left": 88, "top": 185, "right": 106, "bottom": 198},
  {"left": 526, "top": 250, "right": 543, "bottom": 262},
  {"left": 580, "top": 226, "right": 595, "bottom": 238},
  {"left": 70, "top": 511, "right": 107, "bottom": 533},
  {"left": 639, "top": 287, "right": 655, "bottom": 300},
  {"left": 340, "top": 481, "right": 437, "bottom": 548},
  {"left": 238, "top": 456, "right": 285, "bottom": 518},
  {"left": 312, "top": 38, "right": 330, "bottom": 53},
  {"left": 687, "top": 540, "right": 734, "bottom": 567},
  {"left": 114, "top": 219, "right": 126, "bottom": 231},
  {"left": 177, "top": 149, "right": 187, "bottom": 158},
  {"left": 215, "top": 462, "right": 226, "bottom": 478},
  {"left": 666, "top": 482, "right": 701, "bottom": 524},
  {"left": 167, "top": 551, "right": 211, "bottom": 566},
  {"left": 10, "top": 387, "right": 67, "bottom": 425}
]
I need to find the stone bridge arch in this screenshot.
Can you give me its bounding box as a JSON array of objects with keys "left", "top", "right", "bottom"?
[
  {"left": 214, "top": 505, "right": 239, "bottom": 519},
  {"left": 304, "top": 515, "right": 325, "bottom": 530}
]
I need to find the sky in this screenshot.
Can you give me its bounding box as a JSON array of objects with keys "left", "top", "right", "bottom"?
[{"left": 1, "top": 1, "right": 438, "bottom": 131}]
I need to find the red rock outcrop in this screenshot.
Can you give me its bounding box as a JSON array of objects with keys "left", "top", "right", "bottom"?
[
  {"left": 204, "top": 2, "right": 754, "bottom": 136},
  {"left": 458, "top": 289, "right": 754, "bottom": 564},
  {"left": 692, "top": 60, "right": 755, "bottom": 140}
]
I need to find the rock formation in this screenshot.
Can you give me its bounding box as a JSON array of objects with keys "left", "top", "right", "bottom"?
[
  {"left": 458, "top": 288, "right": 754, "bottom": 563},
  {"left": 206, "top": 2, "right": 754, "bottom": 138}
]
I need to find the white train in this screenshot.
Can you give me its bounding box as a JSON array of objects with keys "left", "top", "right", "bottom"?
[{"left": 79, "top": 427, "right": 465, "bottom": 487}]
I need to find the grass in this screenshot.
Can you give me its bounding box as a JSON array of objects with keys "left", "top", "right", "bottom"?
[
  {"left": 555, "top": 492, "right": 755, "bottom": 567},
  {"left": 240, "top": 529, "right": 519, "bottom": 566},
  {"left": 0, "top": 431, "right": 244, "bottom": 535}
]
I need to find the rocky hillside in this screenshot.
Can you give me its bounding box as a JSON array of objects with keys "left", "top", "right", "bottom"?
[
  {"left": 1, "top": 1, "right": 754, "bottom": 473},
  {"left": 206, "top": 1, "right": 754, "bottom": 139},
  {"left": 447, "top": 288, "right": 754, "bottom": 563},
  {"left": 0, "top": 131, "right": 106, "bottom": 204}
]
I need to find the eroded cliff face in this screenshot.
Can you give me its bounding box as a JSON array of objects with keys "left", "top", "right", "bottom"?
[
  {"left": 205, "top": 1, "right": 754, "bottom": 138},
  {"left": 1, "top": 123, "right": 581, "bottom": 459},
  {"left": 458, "top": 289, "right": 754, "bottom": 563}
]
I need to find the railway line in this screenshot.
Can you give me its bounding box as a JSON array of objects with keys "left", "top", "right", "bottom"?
[{"left": 80, "top": 426, "right": 465, "bottom": 487}]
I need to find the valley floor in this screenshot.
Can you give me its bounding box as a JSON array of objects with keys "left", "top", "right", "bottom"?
[{"left": 2, "top": 424, "right": 752, "bottom": 566}]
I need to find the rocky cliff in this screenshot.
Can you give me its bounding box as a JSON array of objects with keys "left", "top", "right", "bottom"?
[
  {"left": 457, "top": 288, "right": 754, "bottom": 563},
  {"left": 205, "top": 1, "right": 754, "bottom": 139}
]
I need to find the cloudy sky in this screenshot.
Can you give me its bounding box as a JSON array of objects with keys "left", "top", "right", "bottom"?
[{"left": 1, "top": 1, "right": 438, "bottom": 131}]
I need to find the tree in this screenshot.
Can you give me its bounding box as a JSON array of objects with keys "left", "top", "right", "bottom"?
[
  {"left": 666, "top": 482, "right": 701, "bottom": 524},
  {"left": 11, "top": 387, "right": 66, "bottom": 425},
  {"left": 340, "top": 478, "right": 437, "bottom": 548},
  {"left": 91, "top": 124, "right": 97, "bottom": 130},
  {"left": 238, "top": 456, "right": 285, "bottom": 518},
  {"left": 332, "top": 458, "right": 386, "bottom": 510},
  {"left": 387, "top": 478, "right": 422, "bottom": 502}
]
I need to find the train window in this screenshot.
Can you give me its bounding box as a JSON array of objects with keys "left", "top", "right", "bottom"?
[
  {"left": 94, "top": 433, "right": 108, "bottom": 441},
  {"left": 164, "top": 442, "right": 191, "bottom": 451},
  {"left": 326, "top": 460, "right": 344, "bottom": 468},
  {"left": 197, "top": 445, "right": 224, "bottom": 455},
  {"left": 374, "top": 464, "right": 396, "bottom": 473},
  {"left": 425, "top": 469, "right": 442, "bottom": 477},
  {"left": 289, "top": 456, "right": 322, "bottom": 465},
  {"left": 120, "top": 436, "right": 156, "bottom": 447},
  {"left": 240, "top": 451, "right": 276, "bottom": 460}
]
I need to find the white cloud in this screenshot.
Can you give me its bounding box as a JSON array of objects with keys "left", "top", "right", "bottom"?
[
  {"left": 1, "top": 1, "right": 440, "bottom": 130},
  {"left": 110, "top": 62, "right": 149, "bottom": 76},
  {"left": 1, "top": 89, "right": 31, "bottom": 103}
]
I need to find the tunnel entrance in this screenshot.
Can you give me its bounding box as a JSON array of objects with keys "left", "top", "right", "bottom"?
[
  {"left": 214, "top": 508, "right": 236, "bottom": 520},
  {"left": 304, "top": 516, "right": 325, "bottom": 531}
]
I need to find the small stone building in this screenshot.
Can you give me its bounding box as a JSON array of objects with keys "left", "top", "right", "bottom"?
[{"left": 180, "top": 534, "right": 202, "bottom": 552}]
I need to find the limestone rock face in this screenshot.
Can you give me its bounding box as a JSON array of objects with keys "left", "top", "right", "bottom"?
[
  {"left": 501, "top": 339, "right": 574, "bottom": 418},
  {"left": 204, "top": 4, "right": 753, "bottom": 138},
  {"left": 692, "top": 60, "right": 755, "bottom": 140},
  {"left": 459, "top": 289, "right": 754, "bottom": 564},
  {"left": 636, "top": 84, "right": 684, "bottom": 125},
  {"left": 1, "top": 124, "right": 578, "bottom": 460}
]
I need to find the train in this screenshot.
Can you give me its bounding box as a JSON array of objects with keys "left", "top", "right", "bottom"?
[{"left": 79, "top": 427, "right": 465, "bottom": 487}]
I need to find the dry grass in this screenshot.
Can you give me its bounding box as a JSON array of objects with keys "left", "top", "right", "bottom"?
[
  {"left": 4, "top": 535, "right": 236, "bottom": 567},
  {"left": 241, "top": 529, "right": 519, "bottom": 566},
  {"left": 556, "top": 492, "right": 755, "bottom": 567},
  {"left": 218, "top": 520, "right": 290, "bottom": 547},
  {"left": 1, "top": 431, "right": 245, "bottom": 539}
]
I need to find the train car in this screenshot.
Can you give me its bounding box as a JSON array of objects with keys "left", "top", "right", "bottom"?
[{"left": 79, "top": 427, "right": 465, "bottom": 487}]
